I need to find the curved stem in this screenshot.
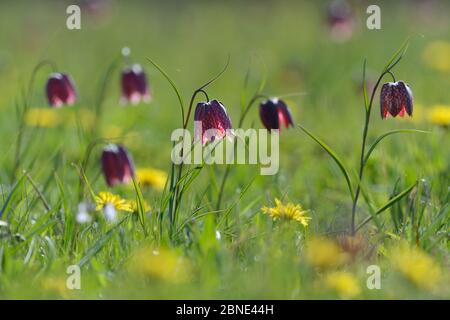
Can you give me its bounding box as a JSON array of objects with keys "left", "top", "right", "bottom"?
[
  {"left": 12, "top": 60, "right": 57, "bottom": 182},
  {"left": 350, "top": 70, "right": 391, "bottom": 235}
]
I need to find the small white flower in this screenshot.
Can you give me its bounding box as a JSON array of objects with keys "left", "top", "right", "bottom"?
[
  {"left": 215, "top": 230, "right": 221, "bottom": 240},
  {"left": 76, "top": 202, "right": 92, "bottom": 224},
  {"left": 104, "top": 203, "right": 117, "bottom": 222}
]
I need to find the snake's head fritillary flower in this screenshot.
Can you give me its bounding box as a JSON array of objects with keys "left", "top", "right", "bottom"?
[
  {"left": 380, "top": 81, "right": 413, "bottom": 119},
  {"left": 101, "top": 144, "right": 135, "bottom": 187},
  {"left": 46, "top": 73, "right": 77, "bottom": 108},
  {"left": 194, "top": 99, "right": 233, "bottom": 145},
  {"left": 121, "top": 64, "right": 151, "bottom": 105},
  {"left": 327, "top": 0, "right": 354, "bottom": 42},
  {"left": 259, "top": 98, "right": 294, "bottom": 131}
]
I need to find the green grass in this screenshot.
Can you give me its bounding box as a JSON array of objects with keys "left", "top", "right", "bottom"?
[{"left": 0, "top": 0, "right": 448, "bottom": 299}]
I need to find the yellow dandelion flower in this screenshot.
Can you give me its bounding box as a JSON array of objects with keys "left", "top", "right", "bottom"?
[
  {"left": 306, "top": 237, "right": 348, "bottom": 269},
  {"left": 422, "top": 41, "right": 450, "bottom": 72},
  {"left": 323, "top": 271, "right": 361, "bottom": 299},
  {"left": 136, "top": 167, "right": 168, "bottom": 191},
  {"left": 41, "top": 277, "right": 69, "bottom": 298},
  {"left": 24, "top": 108, "right": 61, "bottom": 128},
  {"left": 65, "top": 108, "right": 96, "bottom": 129},
  {"left": 95, "top": 191, "right": 133, "bottom": 212},
  {"left": 128, "top": 247, "right": 191, "bottom": 283},
  {"left": 102, "top": 125, "right": 123, "bottom": 139},
  {"left": 261, "top": 198, "right": 311, "bottom": 226},
  {"left": 428, "top": 105, "right": 450, "bottom": 127},
  {"left": 390, "top": 242, "right": 442, "bottom": 291}
]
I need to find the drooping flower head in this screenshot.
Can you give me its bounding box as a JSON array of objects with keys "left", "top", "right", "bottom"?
[
  {"left": 121, "top": 64, "right": 151, "bottom": 105},
  {"left": 326, "top": 0, "right": 354, "bottom": 42},
  {"left": 46, "top": 73, "right": 77, "bottom": 108},
  {"left": 194, "top": 99, "right": 233, "bottom": 145},
  {"left": 259, "top": 98, "right": 294, "bottom": 131},
  {"left": 101, "top": 144, "right": 135, "bottom": 187},
  {"left": 380, "top": 81, "right": 413, "bottom": 119}
]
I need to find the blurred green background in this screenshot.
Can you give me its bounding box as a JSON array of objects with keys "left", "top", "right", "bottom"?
[{"left": 0, "top": 0, "right": 448, "bottom": 299}]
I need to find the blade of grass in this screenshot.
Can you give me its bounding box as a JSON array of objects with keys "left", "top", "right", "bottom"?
[
  {"left": 364, "top": 129, "right": 429, "bottom": 164},
  {"left": 356, "top": 181, "right": 417, "bottom": 232},
  {"left": 299, "top": 125, "right": 354, "bottom": 201}
]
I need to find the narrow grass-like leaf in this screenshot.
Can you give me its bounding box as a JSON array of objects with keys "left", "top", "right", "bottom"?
[
  {"left": 78, "top": 216, "right": 129, "bottom": 267},
  {"left": 147, "top": 57, "right": 185, "bottom": 123},
  {"left": 132, "top": 177, "right": 148, "bottom": 236},
  {"left": 299, "top": 125, "right": 354, "bottom": 200},
  {"left": 364, "top": 129, "right": 429, "bottom": 164},
  {"left": 0, "top": 173, "right": 26, "bottom": 220},
  {"left": 382, "top": 38, "right": 410, "bottom": 73},
  {"left": 362, "top": 59, "right": 369, "bottom": 112},
  {"left": 356, "top": 181, "right": 417, "bottom": 232}
]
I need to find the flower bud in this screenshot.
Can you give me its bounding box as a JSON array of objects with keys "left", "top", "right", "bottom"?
[
  {"left": 380, "top": 81, "right": 413, "bottom": 119},
  {"left": 121, "top": 64, "right": 151, "bottom": 105},
  {"left": 194, "top": 99, "right": 233, "bottom": 145},
  {"left": 46, "top": 73, "right": 77, "bottom": 108},
  {"left": 101, "top": 144, "right": 135, "bottom": 187},
  {"left": 259, "top": 98, "right": 294, "bottom": 131}
]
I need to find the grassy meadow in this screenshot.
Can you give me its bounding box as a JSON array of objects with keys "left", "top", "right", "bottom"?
[{"left": 0, "top": 0, "right": 449, "bottom": 299}]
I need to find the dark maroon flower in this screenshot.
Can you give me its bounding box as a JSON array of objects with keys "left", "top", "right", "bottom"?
[
  {"left": 121, "top": 64, "right": 151, "bottom": 105},
  {"left": 327, "top": 0, "right": 354, "bottom": 42},
  {"left": 101, "top": 144, "right": 135, "bottom": 187},
  {"left": 46, "top": 73, "right": 77, "bottom": 108},
  {"left": 380, "top": 81, "right": 413, "bottom": 119},
  {"left": 194, "top": 99, "right": 233, "bottom": 145},
  {"left": 259, "top": 98, "right": 294, "bottom": 131}
]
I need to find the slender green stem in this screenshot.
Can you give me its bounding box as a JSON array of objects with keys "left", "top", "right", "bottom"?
[
  {"left": 12, "top": 60, "right": 57, "bottom": 182},
  {"left": 215, "top": 93, "right": 265, "bottom": 210},
  {"left": 350, "top": 70, "right": 390, "bottom": 235}
]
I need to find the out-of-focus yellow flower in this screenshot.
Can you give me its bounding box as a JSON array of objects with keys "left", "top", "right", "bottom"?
[
  {"left": 95, "top": 192, "right": 133, "bottom": 212},
  {"left": 65, "top": 108, "right": 96, "bottom": 128},
  {"left": 306, "top": 237, "right": 347, "bottom": 269},
  {"left": 323, "top": 271, "right": 361, "bottom": 299},
  {"left": 136, "top": 168, "right": 168, "bottom": 191},
  {"left": 102, "top": 125, "right": 123, "bottom": 139},
  {"left": 390, "top": 242, "right": 442, "bottom": 291},
  {"left": 128, "top": 247, "right": 191, "bottom": 283},
  {"left": 261, "top": 198, "right": 311, "bottom": 226},
  {"left": 422, "top": 41, "right": 450, "bottom": 72},
  {"left": 428, "top": 105, "right": 450, "bottom": 127},
  {"left": 25, "top": 108, "right": 60, "bottom": 128},
  {"left": 41, "top": 277, "right": 69, "bottom": 298}
]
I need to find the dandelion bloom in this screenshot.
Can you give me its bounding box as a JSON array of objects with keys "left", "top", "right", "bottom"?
[
  {"left": 259, "top": 98, "right": 294, "bottom": 131},
  {"left": 390, "top": 243, "right": 442, "bottom": 291},
  {"left": 261, "top": 198, "right": 310, "bottom": 226},
  {"left": 380, "top": 81, "right": 413, "bottom": 119},
  {"left": 101, "top": 144, "right": 135, "bottom": 187},
  {"left": 323, "top": 271, "right": 361, "bottom": 299},
  {"left": 136, "top": 167, "right": 168, "bottom": 191},
  {"left": 121, "top": 64, "right": 151, "bottom": 105},
  {"left": 194, "top": 99, "right": 232, "bottom": 145},
  {"left": 24, "top": 108, "right": 60, "bottom": 128},
  {"left": 428, "top": 105, "right": 450, "bottom": 127},
  {"left": 128, "top": 247, "right": 191, "bottom": 283},
  {"left": 46, "top": 73, "right": 77, "bottom": 108},
  {"left": 306, "top": 237, "right": 347, "bottom": 269},
  {"left": 95, "top": 192, "right": 133, "bottom": 214},
  {"left": 422, "top": 41, "right": 450, "bottom": 73}
]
